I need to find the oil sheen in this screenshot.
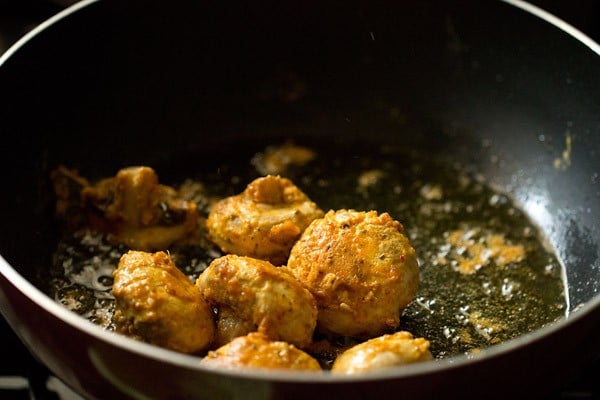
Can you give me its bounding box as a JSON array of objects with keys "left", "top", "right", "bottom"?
[{"left": 47, "top": 142, "right": 566, "bottom": 362}]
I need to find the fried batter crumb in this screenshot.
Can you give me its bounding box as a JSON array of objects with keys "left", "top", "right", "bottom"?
[
  {"left": 357, "top": 169, "right": 384, "bottom": 189},
  {"left": 553, "top": 132, "right": 572, "bottom": 171},
  {"left": 252, "top": 143, "right": 316, "bottom": 175},
  {"left": 444, "top": 228, "right": 525, "bottom": 274}
]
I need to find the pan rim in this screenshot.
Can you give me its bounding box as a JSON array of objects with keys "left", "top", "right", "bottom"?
[
  {"left": 1, "top": 0, "right": 600, "bottom": 69},
  {"left": 0, "top": 0, "right": 599, "bottom": 386},
  {"left": 0, "top": 0, "right": 100, "bottom": 68},
  {"left": 2, "top": 253, "right": 599, "bottom": 383},
  {"left": 501, "top": 0, "right": 600, "bottom": 56}
]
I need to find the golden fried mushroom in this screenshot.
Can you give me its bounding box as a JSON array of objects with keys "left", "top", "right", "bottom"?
[
  {"left": 112, "top": 251, "right": 215, "bottom": 354},
  {"left": 80, "top": 166, "right": 198, "bottom": 251},
  {"left": 200, "top": 332, "right": 321, "bottom": 371},
  {"left": 205, "top": 175, "right": 323, "bottom": 265},
  {"left": 331, "top": 331, "right": 433, "bottom": 374},
  {"left": 286, "top": 209, "right": 419, "bottom": 338},
  {"left": 197, "top": 255, "right": 317, "bottom": 348}
]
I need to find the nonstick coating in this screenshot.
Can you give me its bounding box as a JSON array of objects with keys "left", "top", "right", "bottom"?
[{"left": 0, "top": 1, "right": 599, "bottom": 399}]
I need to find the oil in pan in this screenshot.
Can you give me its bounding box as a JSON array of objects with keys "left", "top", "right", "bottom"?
[{"left": 46, "top": 141, "right": 566, "bottom": 364}]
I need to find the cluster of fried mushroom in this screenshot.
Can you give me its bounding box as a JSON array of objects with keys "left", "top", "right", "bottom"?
[
  {"left": 53, "top": 165, "right": 431, "bottom": 374},
  {"left": 51, "top": 166, "right": 198, "bottom": 251}
]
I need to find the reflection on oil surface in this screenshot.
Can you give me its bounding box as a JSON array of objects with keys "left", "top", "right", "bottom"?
[{"left": 47, "top": 141, "right": 566, "bottom": 364}]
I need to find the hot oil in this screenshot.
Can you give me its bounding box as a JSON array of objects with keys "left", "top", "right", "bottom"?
[{"left": 47, "top": 142, "right": 566, "bottom": 361}]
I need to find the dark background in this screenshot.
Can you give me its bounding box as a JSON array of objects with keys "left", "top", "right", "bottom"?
[{"left": 0, "top": 1, "right": 599, "bottom": 53}]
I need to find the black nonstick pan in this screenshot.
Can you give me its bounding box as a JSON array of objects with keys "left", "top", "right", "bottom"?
[{"left": 0, "top": 1, "right": 599, "bottom": 399}]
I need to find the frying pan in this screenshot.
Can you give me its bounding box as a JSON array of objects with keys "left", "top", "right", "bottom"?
[{"left": 0, "top": 0, "right": 599, "bottom": 399}]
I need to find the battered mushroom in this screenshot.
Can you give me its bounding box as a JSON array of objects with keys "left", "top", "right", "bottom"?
[
  {"left": 51, "top": 166, "right": 199, "bottom": 251},
  {"left": 331, "top": 331, "right": 433, "bottom": 374},
  {"left": 112, "top": 250, "right": 215, "bottom": 354},
  {"left": 200, "top": 332, "right": 321, "bottom": 371},
  {"left": 82, "top": 166, "right": 199, "bottom": 251},
  {"left": 197, "top": 254, "right": 317, "bottom": 348},
  {"left": 205, "top": 175, "right": 323, "bottom": 265},
  {"left": 286, "top": 209, "right": 419, "bottom": 338}
]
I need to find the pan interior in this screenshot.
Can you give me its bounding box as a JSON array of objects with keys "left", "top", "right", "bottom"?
[
  {"left": 45, "top": 138, "right": 567, "bottom": 367},
  {"left": 0, "top": 0, "right": 596, "bottom": 378}
]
